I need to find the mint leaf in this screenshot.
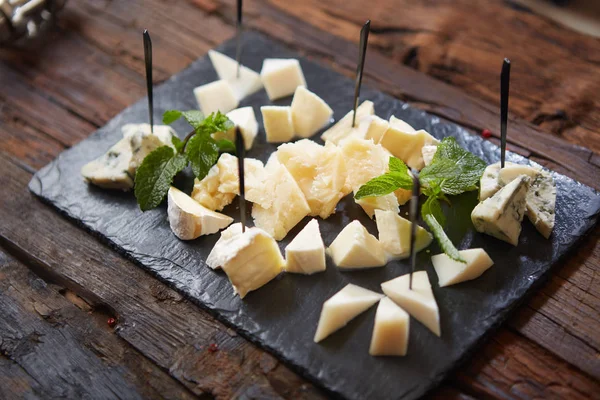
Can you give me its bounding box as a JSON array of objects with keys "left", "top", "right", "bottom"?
[
  {"left": 185, "top": 134, "right": 219, "bottom": 180},
  {"left": 135, "top": 146, "right": 188, "bottom": 211},
  {"left": 197, "top": 111, "right": 233, "bottom": 135},
  {"left": 422, "top": 195, "right": 446, "bottom": 227},
  {"left": 217, "top": 139, "right": 235, "bottom": 153},
  {"left": 163, "top": 110, "right": 182, "bottom": 125},
  {"left": 171, "top": 135, "right": 184, "bottom": 153},
  {"left": 389, "top": 156, "right": 409, "bottom": 174},
  {"left": 422, "top": 213, "right": 465, "bottom": 262},
  {"left": 163, "top": 110, "right": 206, "bottom": 130},
  {"left": 355, "top": 157, "right": 412, "bottom": 199}
]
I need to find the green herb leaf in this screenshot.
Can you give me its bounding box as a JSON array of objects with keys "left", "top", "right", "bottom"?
[
  {"left": 422, "top": 195, "right": 446, "bottom": 227},
  {"left": 134, "top": 146, "right": 188, "bottom": 211},
  {"left": 163, "top": 110, "right": 206, "bottom": 130},
  {"left": 185, "top": 134, "right": 219, "bottom": 180},
  {"left": 162, "top": 110, "right": 182, "bottom": 125},
  {"left": 171, "top": 135, "right": 184, "bottom": 153},
  {"left": 217, "top": 139, "right": 236, "bottom": 153},
  {"left": 422, "top": 213, "right": 465, "bottom": 262},
  {"left": 196, "top": 111, "right": 234, "bottom": 136},
  {"left": 355, "top": 157, "right": 412, "bottom": 199}
]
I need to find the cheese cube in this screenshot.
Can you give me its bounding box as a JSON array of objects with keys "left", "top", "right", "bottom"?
[
  {"left": 380, "top": 121, "right": 439, "bottom": 170},
  {"left": 81, "top": 137, "right": 134, "bottom": 190},
  {"left": 251, "top": 160, "right": 311, "bottom": 240},
  {"left": 206, "top": 223, "right": 244, "bottom": 269},
  {"left": 526, "top": 171, "right": 556, "bottom": 239},
  {"left": 369, "top": 297, "right": 410, "bottom": 356},
  {"left": 167, "top": 187, "right": 233, "bottom": 240},
  {"left": 285, "top": 219, "right": 326, "bottom": 274},
  {"left": 261, "top": 106, "right": 295, "bottom": 143},
  {"left": 206, "top": 227, "right": 284, "bottom": 298},
  {"left": 277, "top": 140, "right": 350, "bottom": 218},
  {"left": 432, "top": 248, "right": 494, "bottom": 287},
  {"left": 193, "top": 79, "right": 239, "bottom": 115},
  {"left": 327, "top": 220, "right": 386, "bottom": 269},
  {"left": 261, "top": 58, "right": 306, "bottom": 100},
  {"left": 471, "top": 175, "right": 530, "bottom": 246},
  {"left": 389, "top": 116, "right": 416, "bottom": 133},
  {"left": 421, "top": 144, "right": 438, "bottom": 167},
  {"left": 290, "top": 86, "right": 334, "bottom": 138},
  {"left": 363, "top": 115, "right": 390, "bottom": 143},
  {"left": 381, "top": 271, "right": 441, "bottom": 336},
  {"left": 320, "top": 101, "right": 375, "bottom": 144},
  {"left": 314, "top": 284, "right": 383, "bottom": 342},
  {"left": 355, "top": 192, "right": 399, "bottom": 219},
  {"left": 208, "top": 50, "right": 263, "bottom": 101},
  {"left": 375, "top": 209, "right": 432, "bottom": 260},
  {"left": 212, "top": 107, "right": 258, "bottom": 150}
]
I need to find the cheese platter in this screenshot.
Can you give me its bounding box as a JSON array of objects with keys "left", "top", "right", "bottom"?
[{"left": 29, "top": 31, "right": 600, "bottom": 400}]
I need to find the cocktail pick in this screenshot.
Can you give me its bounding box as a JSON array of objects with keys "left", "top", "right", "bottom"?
[
  {"left": 235, "top": 127, "right": 246, "bottom": 233},
  {"left": 143, "top": 29, "right": 153, "bottom": 133},
  {"left": 235, "top": 0, "right": 243, "bottom": 78},
  {"left": 408, "top": 169, "right": 420, "bottom": 290},
  {"left": 351, "top": 19, "right": 370, "bottom": 128},
  {"left": 500, "top": 58, "right": 511, "bottom": 168}
]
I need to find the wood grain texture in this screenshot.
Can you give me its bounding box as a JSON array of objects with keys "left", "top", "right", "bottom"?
[{"left": 0, "top": 0, "right": 598, "bottom": 397}]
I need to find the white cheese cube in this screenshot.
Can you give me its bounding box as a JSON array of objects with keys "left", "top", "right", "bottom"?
[
  {"left": 363, "top": 115, "right": 390, "bottom": 143},
  {"left": 81, "top": 137, "right": 134, "bottom": 190},
  {"left": 421, "top": 144, "right": 438, "bottom": 167},
  {"left": 260, "top": 58, "right": 307, "bottom": 100},
  {"left": 208, "top": 50, "right": 263, "bottom": 101},
  {"left": 471, "top": 175, "right": 530, "bottom": 246},
  {"left": 388, "top": 116, "right": 416, "bottom": 133},
  {"left": 193, "top": 79, "right": 239, "bottom": 115},
  {"left": 320, "top": 101, "right": 375, "bottom": 144},
  {"left": 284, "top": 219, "right": 326, "bottom": 274},
  {"left": 355, "top": 192, "right": 399, "bottom": 219},
  {"left": 167, "top": 187, "right": 233, "bottom": 240},
  {"left": 432, "top": 248, "right": 494, "bottom": 287},
  {"left": 206, "top": 227, "right": 284, "bottom": 298},
  {"left": 375, "top": 209, "right": 432, "bottom": 260},
  {"left": 251, "top": 160, "right": 311, "bottom": 240},
  {"left": 261, "top": 106, "right": 295, "bottom": 143},
  {"left": 314, "top": 284, "right": 383, "bottom": 342},
  {"left": 277, "top": 140, "right": 350, "bottom": 218},
  {"left": 381, "top": 271, "right": 441, "bottom": 336},
  {"left": 526, "top": 171, "right": 556, "bottom": 239},
  {"left": 290, "top": 86, "right": 334, "bottom": 138},
  {"left": 212, "top": 107, "right": 258, "bottom": 150},
  {"left": 379, "top": 122, "right": 439, "bottom": 170},
  {"left": 369, "top": 297, "right": 410, "bottom": 356},
  {"left": 327, "top": 220, "right": 386, "bottom": 269}
]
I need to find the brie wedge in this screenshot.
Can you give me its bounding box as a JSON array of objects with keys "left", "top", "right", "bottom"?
[
  {"left": 369, "top": 297, "right": 410, "bottom": 356},
  {"left": 327, "top": 220, "right": 386, "bottom": 269},
  {"left": 261, "top": 106, "right": 295, "bottom": 143},
  {"left": 167, "top": 186, "right": 233, "bottom": 240},
  {"left": 285, "top": 219, "right": 326, "bottom": 274},
  {"left": 314, "top": 284, "right": 383, "bottom": 342},
  {"left": 208, "top": 50, "right": 263, "bottom": 101},
  {"left": 320, "top": 101, "right": 375, "bottom": 144},
  {"left": 432, "top": 248, "right": 494, "bottom": 287},
  {"left": 290, "top": 86, "right": 334, "bottom": 138},
  {"left": 261, "top": 58, "right": 306, "bottom": 100},
  {"left": 381, "top": 271, "right": 441, "bottom": 336},
  {"left": 193, "top": 79, "right": 239, "bottom": 115},
  {"left": 206, "top": 222, "right": 244, "bottom": 269},
  {"left": 375, "top": 209, "right": 432, "bottom": 260},
  {"left": 212, "top": 107, "right": 258, "bottom": 150}
]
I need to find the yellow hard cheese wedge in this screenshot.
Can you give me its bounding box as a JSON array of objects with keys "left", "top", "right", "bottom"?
[
  {"left": 432, "top": 248, "right": 494, "bottom": 287},
  {"left": 277, "top": 140, "right": 350, "bottom": 218},
  {"left": 290, "top": 86, "right": 333, "bottom": 138},
  {"left": 208, "top": 50, "right": 263, "bottom": 101},
  {"left": 261, "top": 106, "right": 295, "bottom": 143},
  {"left": 206, "top": 226, "right": 284, "bottom": 298},
  {"left": 260, "top": 58, "right": 306, "bottom": 100},
  {"left": 285, "top": 219, "right": 326, "bottom": 274},
  {"left": 314, "top": 284, "right": 383, "bottom": 342},
  {"left": 379, "top": 116, "right": 439, "bottom": 170},
  {"left": 369, "top": 297, "right": 410, "bottom": 356},
  {"left": 320, "top": 100, "right": 375, "bottom": 144},
  {"left": 167, "top": 187, "right": 233, "bottom": 240},
  {"left": 327, "top": 220, "right": 386, "bottom": 269},
  {"left": 375, "top": 209, "right": 432, "bottom": 260},
  {"left": 355, "top": 192, "right": 399, "bottom": 219},
  {"left": 212, "top": 107, "right": 258, "bottom": 150},
  {"left": 193, "top": 79, "right": 239, "bottom": 115},
  {"left": 381, "top": 271, "right": 441, "bottom": 336}
]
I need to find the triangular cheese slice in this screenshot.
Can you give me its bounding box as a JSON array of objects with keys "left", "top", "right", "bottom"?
[
  {"left": 431, "top": 248, "right": 494, "bottom": 287},
  {"left": 208, "top": 50, "right": 263, "bottom": 101},
  {"left": 320, "top": 100, "right": 375, "bottom": 144},
  {"left": 314, "top": 284, "right": 383, "bottom": 342},
  {"left": 327, "top": 220, "right": 386, "bottom": 268},
  {"left": 381, "top": 271, "right": 441, "bottom": 336},
  {"left": 369, "top": 297, "right": 410, "bottom": 356},
  {"left": 375, "top": 209, "right": 432, "bottom": 259},
  {"left": 285, "top": 219, "right": 326, "bottom": 274}
]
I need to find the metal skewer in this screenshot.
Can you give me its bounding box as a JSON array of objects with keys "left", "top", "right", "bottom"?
[
  {"left": 235, "top": 0, "right": 243, "bottom": 78},
  {"left": 352, "top": 19, "right": 370, "bottom": 128},
  {"left": 235, "top": 128, "right": 246, "bottom": 233},
  {"left": 408, "top": 169, "right": 420, "bottom": 290},
  {"left": 500, "top": 58, "right": 511, "bottom": 168},
  {"left": 143, "top": 29, "right": 153, "bottom": 133}
]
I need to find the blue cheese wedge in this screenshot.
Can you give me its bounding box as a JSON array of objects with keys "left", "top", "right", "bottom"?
[
  {"left": 124, "top": 123, "right": 176, "bottom": 171},
  {"left": 81, "top": 137, "right": 134, "bottom": 190},
  {"left": 526, "top": 171, "right": 556, "bottom": 239},
  {"left": 471, "top": 175, "right": 530, "bottom": 246}
]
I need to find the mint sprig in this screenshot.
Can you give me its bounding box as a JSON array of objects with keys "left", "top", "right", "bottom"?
[
  {"left": 134, "top": 110, "right": 235, "bottom": 211},
  {"left": 355, "top": 157, "right": 413, "bottom": 199}
]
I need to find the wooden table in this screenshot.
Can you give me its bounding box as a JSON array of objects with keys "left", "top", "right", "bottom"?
[{"left": 1, "top": 1, "right": 598, "bottom": 398}]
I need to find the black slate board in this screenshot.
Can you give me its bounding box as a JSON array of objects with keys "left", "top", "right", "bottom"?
[{"left": 29, "top": 31, "right": 600, "bottom": 400}]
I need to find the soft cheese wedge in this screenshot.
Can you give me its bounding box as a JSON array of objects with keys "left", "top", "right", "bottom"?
[
  {"left": 375, "top": 210, "right": 432, "bottom": 260},
  {"left": 261, "top": 106, "right": 295, "bottom": 143},
  {"left": 208, "top": 50, "right": 263, "bottom": 101},
  {"left": 290, "top": 86, "right": 334, "bottom": 138},
  {"left": 320, "top": 101, "right": 375, "bottom": 144},
  {"left": 81, "top": 137, "right": 135, "bottom": 190},
  {"left": 285, "top": 219, "right": 326, "bottom": 274},
  {"left": 261, "top": 58, "right": 306, "bottom": 100},
  {"left": 327, "top": 220, "right": 386, "bottom": 269},
  {"left": 277, "top": 140, "right": 350, "bottom": 218},
  {"left": 314, "top": 284, "right": 383, "bottom": 342},
  {"left": 369, "top": 297, "right": 410, "bottom": 356},
  {"left": 526, "top": 171, "right": 556, "bottom": 239},
  {"left": 206, "top": 223, "right": 244, "bottom": 269},
  {"left": 193, "top": 79, "right": 239, "bottom": 115},
  {"left": 381, "top": 271, "right": 441, "bottom": 336},
  {"left": 167, "top": 187, "right": 233, "bottom": 240},
  {"left": 471, "top": 175, "right": 530, "bottom": 246},
  {"left": 379, "top": 117, "right": 439, "bottom": 170},
  {"left": 206, "top": 226, "right": 284, "bottom": 298},
  {"left": 212, "top": 107, "right": 258, "bottom": 150},
  {"left": 431, "top": 248, "right": 494, "bottom": 287}
]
